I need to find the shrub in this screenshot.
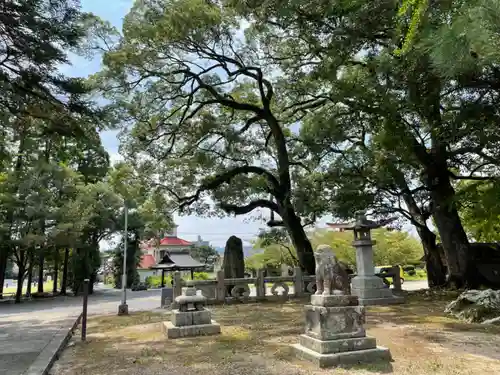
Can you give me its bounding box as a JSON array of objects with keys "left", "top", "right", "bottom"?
[
  {"left": 145, "top": 275, "right": 174, "bottom": 288},
  {"left": 145, "top": 272, "right": 211, "bottom": 287},
  {"left": 193, "top": 272, "right": 210, "bottom": 280}
]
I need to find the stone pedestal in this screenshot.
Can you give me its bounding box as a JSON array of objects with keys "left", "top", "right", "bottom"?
[
  {"left": 163, "top": 286, "right": 221, "bottom": 339},
  {"left": 351, "top": 275, "right": 404, "bottom": 306},
  {"left": 339, "top": 211, "right": 405, "bottom": 306},
  {"left": 292, "top": 294, "right": 391, "bottom": 368},
  {"left": 161, "top": 287, "right": 173, "bottom": 308},
  {"left": 351, "top": 237, "right": 404, "bottom": 306},
  {"left": 117, "top": 303, "right": 128, "bottom": 316}
]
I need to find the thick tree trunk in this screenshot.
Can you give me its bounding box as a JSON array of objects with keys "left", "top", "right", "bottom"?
[
  {"left": 0, "top": 250, "right": 8, "bottom": 299},
  {"left": 395, "top": 172, "right": 447, "bottom": 288},
  {"left": 37, "top": 249, "right": 44, "bottom": 293},
  {"left": 15, "top": 269, "right": 24, "bottom": 303},
  {"left": 416, "top": 226, "right": 446, "bottom": 287},
  {"left": 428, "top": 172, "right": 471, "bottom": 289},
  {"left": 26, "top": 252, "right": 34, "bottom": 297},
  {"left": 281, "top": 203, "right": 315, "bottom": 275},
  {"left": 15, "top": 251, "right": 25, "bottom": 303},
  {"left": 60, "top": 248, "right": 69, "bottom": 295},
  {"left": 53, "top": 257, "right": 59, "bottom": 294}
]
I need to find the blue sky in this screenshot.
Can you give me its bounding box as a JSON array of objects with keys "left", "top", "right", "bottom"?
[{"left": 61, "top": 0, "right": 336, "bottom": 248}]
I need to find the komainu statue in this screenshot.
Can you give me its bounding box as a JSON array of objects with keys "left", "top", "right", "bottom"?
[{"left": 314, "top": 244, "right": 351, "bottom": 295}]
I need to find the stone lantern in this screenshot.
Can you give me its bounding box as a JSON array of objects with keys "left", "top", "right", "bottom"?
[{"left": 342, "top": 211, "right": 404, "bottom": 306}]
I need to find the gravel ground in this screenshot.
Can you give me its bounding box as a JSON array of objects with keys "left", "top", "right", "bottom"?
[{"left": 50, "top": 296, "right": 500, "bottom": 375}]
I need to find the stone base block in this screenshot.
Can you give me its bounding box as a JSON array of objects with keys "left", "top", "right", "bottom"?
[
  {"left": 351, "top": 276, "right": 387, "bottom": 291},
  {"left": 117, "top": 304, "right": 128, "bottom": 316},
  {"left": 162, "top": 320, "right": 221, "bottom": 339},
  {"left": 305, "top": 305, "right": 366, "bottom": 340},
  {"left": 310, "top": 294, "right": 359, "bottom": 307},
  {"left": 299, "top": 334, "right": 377, "bottom": 354},
  {"left": 357, "top": 296, "right": 405, "bottom": 306},
  {"left": 292, "top": 343, "right": 392, "bottom": 368},
  {"left": 171, "top": 309, "right": 211, "bottom": 326},
  {"left": 352, "top": 288, "right": 394, "bottom": 299}
]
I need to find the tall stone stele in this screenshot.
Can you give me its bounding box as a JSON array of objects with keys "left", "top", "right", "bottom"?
[
  {"left": 343, "top": 211, "right": 404, "bottom": 306},
  {"left": 292, "top": 245, "right": 392, "bottom": 368},
  {"left": 222, "top": 235, "right": 245, "bottom": 296}
]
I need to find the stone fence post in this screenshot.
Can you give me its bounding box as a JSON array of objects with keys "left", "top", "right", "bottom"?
[
  {"left": 391, "top": 266, "right": 402, "bottom": 292},
  {"left": 293, "top": 267, "right": 304, "bottom": 297},
  {"left": 215, "top": 270, "right": 225, "bottom": 302},
  {"left": 256, "top": 269, "right": 266, "bottom": 299},
  {"left": 173, "top": 271, "right": 182, "bottom": 298}
]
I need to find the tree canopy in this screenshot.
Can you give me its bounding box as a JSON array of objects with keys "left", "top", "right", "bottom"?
[
  {"left": 247, "top": 228, "right": 424, "bottom": 272},
  {"left": 3, "top": 0, "right": 500, "bottom": 302}
]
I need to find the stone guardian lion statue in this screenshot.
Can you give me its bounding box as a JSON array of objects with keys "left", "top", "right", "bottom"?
[{"left": 314, "top": 244, "right": 351, "bottom": 295}]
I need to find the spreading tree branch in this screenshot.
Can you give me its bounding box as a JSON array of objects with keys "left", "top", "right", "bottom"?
[
  {"left": 178, "top": 166, "right": 281, "bottom": 209},
  {"left": 219, "top": 199, "right": 280, "bottom": 215}
]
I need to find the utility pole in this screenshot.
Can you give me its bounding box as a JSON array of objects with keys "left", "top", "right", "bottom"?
[{"left": 118, "top": 203, "right": 129, "bottom": 315}]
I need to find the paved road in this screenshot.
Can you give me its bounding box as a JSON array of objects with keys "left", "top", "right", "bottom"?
[
  {"left": 0, "top": 287, "right": 160, "bottom": 375},
  {"left": 0, "top": 316, "right": 75, "bottom": 375}
]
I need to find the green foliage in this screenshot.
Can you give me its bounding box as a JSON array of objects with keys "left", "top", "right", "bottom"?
[
  {"left": 112, "top": 239, "right": 141, "bottom": 289},
  {"left": 145, "top": 272, "right": 211, "bottom": 288},
  {"left": 145, "top": 275, "right": 171, "bottom": 288},
  {"left": 193, "top": 272, "right": 211, "bottom": 280},
  {"left": 458, "top": 180, "right": 500, "bottom": 242},
  {"left": 395, "top": 0, "right": 429, "bottom": 56},
  {"left": 67, "top": 246, "right": 101, "bottom": 295},
  {"left": 97, "top": 0, "right": 323, "bottom": 275},
  {"left": 247, "top": 228, "right": 423, "bottom": 271},
  {"left": 191, "top": 245, "right": 220, "bottom": 266},
  {"left": 311, "top": 229, "right": 424, "bottom": 268},
  {"left": 0, "top": 0, "right": 109, "bottom": 139},
  {"left": 245, "top": 228, "right": 298, "bottom": 271}
]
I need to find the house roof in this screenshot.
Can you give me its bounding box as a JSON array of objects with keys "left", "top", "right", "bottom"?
[
  {"left": 159, "top": 236, "right": 192, "bottom": 246},
  {"left": 150, "top": 250, "right": 205, "bottom": 271},
  {"left": 139, "top": 254, "right": 157, "bottom": 269},
  {"left": 140, "top": 236, "right": 192, "bottom": 250}
]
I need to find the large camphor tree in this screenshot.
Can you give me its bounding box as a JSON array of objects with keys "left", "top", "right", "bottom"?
[
  {"left": 227, "top": 0, "right": 500, "bottom": 288},
  {"left": 97, "top": 0, "right": 330, "bottom": 274}
]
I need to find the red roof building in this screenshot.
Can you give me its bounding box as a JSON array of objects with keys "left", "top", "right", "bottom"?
[
  {"left": 140, "top": 224, "right": 193, "bottom": 269},
  {"left": 159, "top": 236, "right": 192, "bottom": 246}
]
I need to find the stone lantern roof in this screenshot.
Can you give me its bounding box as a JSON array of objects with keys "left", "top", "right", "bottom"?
[{"left": 335, "top": 211, "right": 397, "bottom": 231}]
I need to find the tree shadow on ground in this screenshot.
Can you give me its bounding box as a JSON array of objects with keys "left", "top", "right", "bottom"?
[
  {"left": 51, "top": 297, "right": 500, "bottom": 375},
  {"left": 367, "top": 294, "right": 500, "bottom": 361}
]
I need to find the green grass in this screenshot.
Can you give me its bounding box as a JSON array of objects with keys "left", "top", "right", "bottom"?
[
  {"left": 404, "top": 270, "right": 428, "bottom": 281},
  {"left": 2, "top": 281, "right": 56, "bottom": 295}
]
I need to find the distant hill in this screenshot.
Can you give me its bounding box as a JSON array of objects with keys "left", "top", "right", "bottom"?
[{"left": 215, "top": 246, "right": 261, "bottom": 257}]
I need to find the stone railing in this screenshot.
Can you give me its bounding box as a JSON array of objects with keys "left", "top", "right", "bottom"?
[
  {"left": 169, "top": 267, "right": 314, "bottom": 305},
  {"left": 165, "top": 265, "right": 402, "bottom": 307}
]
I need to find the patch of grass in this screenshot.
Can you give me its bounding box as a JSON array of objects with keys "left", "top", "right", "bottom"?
[
  {"left": 2, "top": 281, "right": 56, "bottom": 294},
  {"left": 87, "top": 311, "right": 169, "bottom": 332},
  {"left": 51, "top": 295, "right": 500, "bottom": 375},
  {"left": 405, "top": 270, "right": 428, "bottom": 281}
]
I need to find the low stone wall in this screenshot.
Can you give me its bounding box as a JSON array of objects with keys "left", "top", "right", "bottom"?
[
  {"left": 171, "top": 268, "right": 313, "bottom": 305},
  {"left": 168, "top": 266, "right": 402, "bottom": 307}
]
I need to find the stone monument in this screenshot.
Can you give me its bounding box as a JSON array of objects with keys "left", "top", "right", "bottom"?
[
  {"left": 222, "top": 235, "right": 245, "bottom": 296},
  {"left": 292, "top": 245, "right": 391, "bottom": 368},
  {"left": 162, "top": 286, "right": 221, "bottom": 339},
  {"left": 342, "top": 211, "right": 404, "bottom": 306}
]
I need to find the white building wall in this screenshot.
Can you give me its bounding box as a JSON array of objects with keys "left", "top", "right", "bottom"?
[{"left": 137, "top": 269, "right": 157, "bottom": 282}]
